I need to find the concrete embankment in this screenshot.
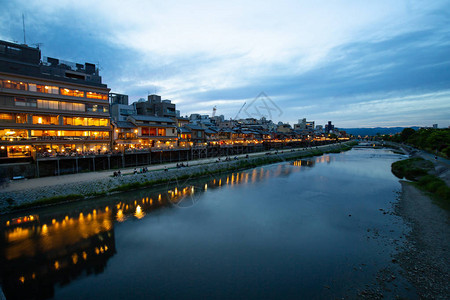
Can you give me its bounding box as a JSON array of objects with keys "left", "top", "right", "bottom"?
[{"left": 0, "top": 142, "right": 354, "bottom": 213}]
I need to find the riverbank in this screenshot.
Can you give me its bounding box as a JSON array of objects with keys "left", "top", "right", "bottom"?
[
  {"left": 383, "top": 143, "right": 450, "bottom": 298},
  {"left": 394, "top": 181, "right": 450, "bottom": 299},
  {"left": 0, "top": 142, "right": 355, "bottom": 213}
]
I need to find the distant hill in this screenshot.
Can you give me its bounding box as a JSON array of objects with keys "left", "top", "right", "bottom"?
[{"left": 340, "top": 127, "right": 421, "bottom": 136}]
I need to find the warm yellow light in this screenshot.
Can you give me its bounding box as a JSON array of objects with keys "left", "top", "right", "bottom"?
[
  {"left": 38, "top": 117, "right": 42, "bottom": 124},
  {"left": 41, "top": 224, "right": 48, "bottom": 235},
  {"left": 82, "top": 251, "right": 87, "bottom": 260},
  {"left": 54, "top": 261, "right": 60, "bottom": 270},
  {"left": 72, "top": 253, "right": 78, "bottom": 264},
  {"left": 116, "top": 209, "right": 124, "bottom": 222},
  {"left": 0, "top": 146, "right": 4, "bottom": 150},
  {"left": 135, "top": 205, "right": 144, "bottom": 219},
  {"left": 19, "top": 276, "right": 25, "bottom": 283}
]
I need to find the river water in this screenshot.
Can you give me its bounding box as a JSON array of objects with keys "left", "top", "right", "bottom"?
[{"left": 0, "top": 148, "right": 414, "bottom": 299}]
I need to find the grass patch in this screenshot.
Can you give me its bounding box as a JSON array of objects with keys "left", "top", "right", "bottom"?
[
  {"left": 414, "top": 175, "right": 450, "bottom": 209},
  {"left": 392, "top": 157, "right": 449, "bottom": 210},
  {"left": 391, "top": 157, "right": 433, "bottom": 181}
]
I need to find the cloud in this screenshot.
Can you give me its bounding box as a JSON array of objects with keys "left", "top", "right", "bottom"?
[{"left": 1, "top": 0, "right": 449, "bottom": 127}]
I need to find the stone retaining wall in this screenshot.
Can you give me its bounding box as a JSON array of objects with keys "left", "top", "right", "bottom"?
[{"left": 0, "top": 142, "right": 353, "bottom": 212}]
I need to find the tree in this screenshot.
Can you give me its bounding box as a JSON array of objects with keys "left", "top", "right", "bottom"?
[{"left": 400, "top": 128, "right": 415, "bottom": 142}]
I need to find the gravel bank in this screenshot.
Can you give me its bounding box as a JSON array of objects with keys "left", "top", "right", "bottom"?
[{"left": 394, "top": 181, "right": 450, "bottom": 299}]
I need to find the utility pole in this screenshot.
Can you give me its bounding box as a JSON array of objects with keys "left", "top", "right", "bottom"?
[{"left": 22, "top": 13, "right": 26, "bottom": 44}]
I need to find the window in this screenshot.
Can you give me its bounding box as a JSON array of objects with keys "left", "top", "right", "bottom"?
[
  {"left": 15, "top": 98, "right": 36, "bottom": 107},
  {"left": 63, "top": 117, "right": 73, "bottom": 125},
  {"left": 32, "top": 115, "right": 58, "bottom": 125},
  {"left": 60, "top": 88, "right": 84, "bottom": 97},
  {"left": 150, "top": 128, "right": 156, "bottom": 136},
  {"left": 73, "top": 117, "right": 86, "bottom": 126},
  {"left": 86, "top": 91, "right": 108, "bottom": 100},
  {"left": 30, "top": 84, "right": 59, "bottom": 94},
  {"left": 60, "top": 102, "right": 73, "bottom": 111},
  {"left": 2, "top": 80, "right": 27, "bottom": 91},
  {"left": 15, "top": 114, "right": 27, "bottom": 124},
  {"left": 0, "top": 114, "right": 14, "bottom": 123},
  {"left": 37, "top": 99, "right": 59, "bottom": 110},
  {"left": 158, "top": 128, "right": 165, "bottom": 136},
  {"left": 73, "top": 103, "right": 85, "bottom": 111}
]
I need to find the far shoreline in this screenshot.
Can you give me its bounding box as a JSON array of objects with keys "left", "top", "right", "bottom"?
[{"left": 0, "top": 141, "right": 356, "bottom": 214}]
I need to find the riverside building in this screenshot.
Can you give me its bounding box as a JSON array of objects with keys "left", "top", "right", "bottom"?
[{"left": 0, "top": 40, "right": 111, "bottom": 161}]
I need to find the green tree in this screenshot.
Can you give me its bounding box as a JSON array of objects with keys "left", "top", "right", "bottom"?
[{"left": 400, "top": 128, "right": 415, "bottom": 142}]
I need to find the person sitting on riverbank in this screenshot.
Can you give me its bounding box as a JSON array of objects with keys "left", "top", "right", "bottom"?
[{"left": 133, "top": 168, "right": 137, "bottom": 175}]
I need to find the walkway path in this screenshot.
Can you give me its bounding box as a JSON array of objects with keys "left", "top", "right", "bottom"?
[{"left": 2, "top": 144, "right": 343, "bottom": 193}]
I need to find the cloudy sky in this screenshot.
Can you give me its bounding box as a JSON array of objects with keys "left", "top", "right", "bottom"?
[{"left": 1, "top": 0, "right": 449, "bottom": 128}]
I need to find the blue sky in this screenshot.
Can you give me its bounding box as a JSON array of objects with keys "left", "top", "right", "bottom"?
[{"left": 1, "top": 0, "right": 449, "bottom": 128}]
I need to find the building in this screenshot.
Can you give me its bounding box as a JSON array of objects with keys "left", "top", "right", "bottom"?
[
  {"left": 325, "top": 121, "right": 335, "bottom": 133},
  {"left": 276, "top": 123, "right": 292, "bottom": 133},
  {"left": 127, "top": 115, "right": 177, "bottom": 148},
  {"left": 294, "top": 118, "right": 315, "bottom": 130},
  {"left": 110, "top": 93, "right": 136, "bottom": 122},
  {"left": 134, "top": 94, "right": 176, "bottom": 118},
  {"left": 0, "top": 40, "right": 111, "bottom": 160}
]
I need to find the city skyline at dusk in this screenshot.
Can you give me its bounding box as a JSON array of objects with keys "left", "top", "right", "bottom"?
[{"left": 1, "top": 0, "right": 449, "bottom": 128}]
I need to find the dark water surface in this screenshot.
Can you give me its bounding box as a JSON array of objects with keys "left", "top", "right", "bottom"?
[{"left": 0, "top": 149, "right": 413, "bottom": 299}]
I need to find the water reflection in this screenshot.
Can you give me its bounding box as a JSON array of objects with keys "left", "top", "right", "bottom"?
[
  {"left": 0, "top": 156, "right": 330, "bottom": 300},
  {"left": 0, "top": 208, "right": 116, "bottom": 300}
]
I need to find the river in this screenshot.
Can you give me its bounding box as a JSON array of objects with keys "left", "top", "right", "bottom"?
[{"left": 0, "top": 148, "right": 415, "bottom": 299}]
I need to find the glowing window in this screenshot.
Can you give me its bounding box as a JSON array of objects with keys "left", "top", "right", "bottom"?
[{"left": 60, "top": 88, "right": 85, "bottom": 97}]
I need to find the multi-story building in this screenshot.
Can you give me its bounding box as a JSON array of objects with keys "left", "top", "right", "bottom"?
[
  {"left": 0, "top": 40, "right": 111, "bottom": 160},
  {"left": 134, "top": 94, "right": 176, "bottom": 118},
  {"left": 127, "top": 115, "right": 177, "bottom": 148},
  {"left": 294, "top": 118, "right": 315, "bottom": 130},
  {"left": 325, "top": 121, "right": 335, "bottom": 133}
]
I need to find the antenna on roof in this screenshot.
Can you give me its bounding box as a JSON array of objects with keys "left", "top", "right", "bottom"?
[{"left": 22, "top": 13, "right": 26, "bottom": 44}]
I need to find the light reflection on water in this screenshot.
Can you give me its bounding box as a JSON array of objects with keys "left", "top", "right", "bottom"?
[{"left": 0, "top": 149, "right": 409, "bottom": 299}]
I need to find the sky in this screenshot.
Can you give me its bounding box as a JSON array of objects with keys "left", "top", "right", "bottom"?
[{"left": 1, "top": 0, "right": 449, "bottom": 128}]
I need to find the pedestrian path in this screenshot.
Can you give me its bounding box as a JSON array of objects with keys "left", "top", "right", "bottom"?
[{"left": 2, "top": 144, "right": 339, "bottom": 193}]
